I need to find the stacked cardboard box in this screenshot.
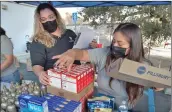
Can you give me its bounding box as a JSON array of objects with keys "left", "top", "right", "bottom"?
[
  {"left": 47, "top": 64, "right": 94, "bottom": 93},
  {"left": 79, "top": 87, "right": 94, "bottom": 111},
  {"left": 47, "top": 64, "right": 95, "bottom": 112},
  {"left": 43, "top": 94, "right": 82, "bottom": 112}
]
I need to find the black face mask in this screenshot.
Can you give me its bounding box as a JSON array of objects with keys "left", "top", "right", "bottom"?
[
  {"left": 111, "top": 44, "right": 127, "bottom": 58},
  {"left": 42, "top": 19, "right": 57, "bottom": 33}
]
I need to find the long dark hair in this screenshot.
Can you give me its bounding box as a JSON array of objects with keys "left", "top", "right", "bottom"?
[
  {"left": 36, "top": 3, "right": 58, "bottom": 17},
  {"left": 33, "top": 3, "right": 65, "bottom": 48},
  {"left": 0, "top": 27, "right": 6, "bottom": 36},
  {"left": 106, "top": 23, "right": 144, "bottom": 105}
]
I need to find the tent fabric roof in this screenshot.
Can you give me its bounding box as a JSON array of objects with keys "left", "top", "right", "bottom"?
[{"left": 15, "top": 1, "right": 171, "bottom": 7}]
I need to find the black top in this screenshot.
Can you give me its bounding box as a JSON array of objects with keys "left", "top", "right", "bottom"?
[{"left": 30, "top": 29, "right": 80, "bottom": 71}]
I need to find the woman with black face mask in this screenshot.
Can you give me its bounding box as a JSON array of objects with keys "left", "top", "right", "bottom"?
[
  {"left": 30, "top": 3, "right": 80, "bottom": 85},
  {"left": 52, "top": 23, "right": 160, "bottom": 110}
]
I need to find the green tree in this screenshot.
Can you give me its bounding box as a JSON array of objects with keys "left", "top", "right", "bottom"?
[{"left": 80, "top": 5, "right": 171, "bottom": 46}]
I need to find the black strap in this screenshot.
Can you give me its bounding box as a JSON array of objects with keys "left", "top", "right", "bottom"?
[{"left": 74, "top": 32, "right": 81, "bottom": 45}]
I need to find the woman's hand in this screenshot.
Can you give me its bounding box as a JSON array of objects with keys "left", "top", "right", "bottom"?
[
  {"left": 152, "top": 87, "right": 164, "bottom": 91},
  {"left": 89, "top": 39, "right": 98, "bottom": 48},
  {"left": 154, "top": 88, "right": 164, "bottom": 91},
  {"left": 52, "top": 49, "right": 76, "bottom": 71},
  {"left": 38, "top": 71, "right": 50, "bottom": 85}
]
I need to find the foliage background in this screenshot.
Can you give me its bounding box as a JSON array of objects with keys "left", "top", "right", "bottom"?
[{"left": 79, "top": 5, "right": 171, "bottom": 46}]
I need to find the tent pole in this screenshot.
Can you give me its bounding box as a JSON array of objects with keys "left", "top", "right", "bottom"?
[
  {"left": 170, "top": 2, "right": 172, "bottom": 110},
  {"left": 148, "top": 6, "right": 151, "bottom": 60}
]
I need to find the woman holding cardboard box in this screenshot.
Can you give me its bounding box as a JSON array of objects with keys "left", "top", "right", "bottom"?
[
  {"left": 30, "top": 3, "right": 80, "bottom": 85},
  {"left": 52, "top": 23, "right": 154, "bottom": 109}
]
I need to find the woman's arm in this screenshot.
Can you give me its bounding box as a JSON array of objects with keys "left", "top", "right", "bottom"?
[
  {"left": 72, "top": 48, "right": 90, "bottom": 61},
  {"left": 53, "top": 47, "right": 108, "bottom": 71},
  {"left": 53, "top": 48, "right": 90, "bottom": 67},
  {"left": 30, "top": 41, "right": 46, "bottom": 75},
  {"left": 1, "top": 35, "right": 14, "bottom": 71},
  {"left": 30, "top": 41, "right": 50, "bottom": 85},
  {"left": 32, "top": 65, "right": 49, "bottom": 85},
  {"left": 1, "top": 55, "right": 14, "bottom": 71},
  {"left": 32, "top": 65, "right": 44, "bottom": 77}
]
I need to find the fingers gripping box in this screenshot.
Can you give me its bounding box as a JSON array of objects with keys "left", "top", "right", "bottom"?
[{"left": 47, "top": 69, "right": 62, "bottom": 88}]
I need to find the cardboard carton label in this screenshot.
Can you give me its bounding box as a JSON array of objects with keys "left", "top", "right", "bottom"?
[
  {"left": 47, "top": 69, "right": 61, "bottom": 78},
  {"left": 48, "top": 69, "right": 62, "bottom": 88},
  {"left": 107, "top": 58, "right": 171, "bottom": 88},
  {"left": 49, "top": 76, "right": 61, "bottom": 88},
  {"left": 136, "top": 66, "right": 170, "bottom": 80},
  {"left": 61, "top": 72, "right": 82, "bottom": 93}
]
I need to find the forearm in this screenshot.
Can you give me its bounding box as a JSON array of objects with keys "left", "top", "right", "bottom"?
[
  {"left": 32, "top": 65, "right": 45, "bottom": 77},
  {"left": 1, "top": 59, "right": 13, "bottom": 71},
  {"left": 72, "top": 48, "right": 90, "bottom": 62}
]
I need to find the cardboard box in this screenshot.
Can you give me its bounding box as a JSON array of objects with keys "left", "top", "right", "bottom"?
[
  {"left": 44, "top": 95, "right": 82, "bottom": 112},
  {"left": 47, "top": 82, "right": 94, "bottom": 101},
  {"left": 62, "top": 71, "right": 83, "bottom": 93},
  {"left": 47, "top": 69, "right": 62, "bottom": 88},
  {"left": 80, "top": 88, "right": 94, "bottom": 112},
  {"left": 18, "top": 94, "right": 48, "bottom": 112},
  {"left": 107, "top": 58, "right": 171, "bottom": 88},
  {"left": 47, "top": 64, "right": 94, "bottom": 93}
]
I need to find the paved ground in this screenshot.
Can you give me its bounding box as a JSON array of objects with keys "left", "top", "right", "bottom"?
[{"left": 145, "top": 47, "right": 171, "bottom": 69}]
